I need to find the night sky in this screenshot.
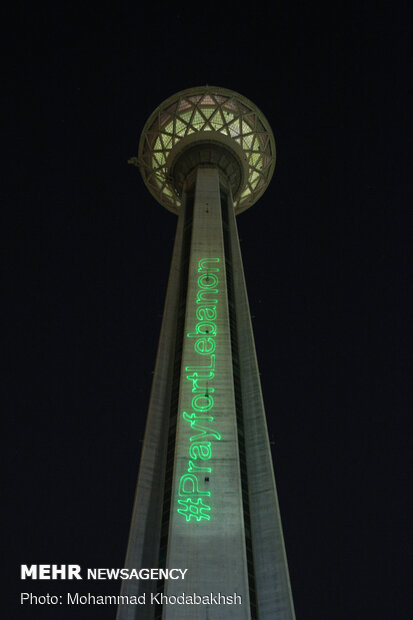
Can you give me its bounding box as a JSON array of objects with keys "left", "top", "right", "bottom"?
[{"left": 4, "top": 2, "right": 410, "bottom": 619}]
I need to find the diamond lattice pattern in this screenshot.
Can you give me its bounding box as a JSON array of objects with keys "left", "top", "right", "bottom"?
[{"left": 140, "top": 92, "right": 274, "bottom": 212}]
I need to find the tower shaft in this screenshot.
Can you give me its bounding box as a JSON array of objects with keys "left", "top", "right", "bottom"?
[{"left": 118, "top": 167, "right": 295, "bottom": 619}]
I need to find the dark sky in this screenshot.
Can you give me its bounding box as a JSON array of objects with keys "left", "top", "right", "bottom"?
[{"left": 4, "top": 2, "right": 410, "bottom": 619}]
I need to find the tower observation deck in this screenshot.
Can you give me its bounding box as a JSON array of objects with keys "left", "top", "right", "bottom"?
[{"left": 119, "top": 86, "right": 295, "bottom": 620}]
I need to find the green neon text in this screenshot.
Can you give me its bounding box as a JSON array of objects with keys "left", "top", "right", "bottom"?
[
  {"left": 196, "top": 306, "right": 217, "bottom": 321},
  {"left": 188, "top": 460, "right": 212, "bottom": 473},
  {"left": 189, "top": 442, "right": 212, "bottom": 460},
  {"left": 185, "top": 354, "right": 215, "bottom": 372},
  {"left": 178, "top": 474, "right": 211, "bottom": 497},
  {"left": 187, "top": 321, "right": 217, "bottom": 338},
  {"left": 177, "top": 258, "right": 221, "bottom": 523},
  {"left": 194, "top": 337, "right": 216, "bottom": 355},
  {"left": 191, "top": 393, "right": 215, "bottom": 412},
  {"left": 177, "top": 498, "right": 211, "bottom": 522},
  {"left": 186, "top": 371, "right": 215, "bottom": 393}
]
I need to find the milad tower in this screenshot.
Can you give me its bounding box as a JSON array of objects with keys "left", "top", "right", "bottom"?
[{"left": 119, "top": 86, "right": 295, "bottom": 620}]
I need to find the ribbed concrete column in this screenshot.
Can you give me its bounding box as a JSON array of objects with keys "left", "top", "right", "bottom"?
[
  {"left": 164, "top": 167, "right": 251, "bottom": 618},
  {"left": 225, "top": 194, "right": 296, "bottom": 620},
  {"left": 117, "top": 205, "right": 187, "bottom": 620}
]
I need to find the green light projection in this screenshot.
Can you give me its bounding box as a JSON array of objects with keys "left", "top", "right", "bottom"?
[{"left": 177, "top": 258, "right": 221, "bottom": 523}]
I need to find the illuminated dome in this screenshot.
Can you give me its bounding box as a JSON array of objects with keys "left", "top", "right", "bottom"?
[{"left": 134, "top": 86, "right": 276, "bottom": 214}]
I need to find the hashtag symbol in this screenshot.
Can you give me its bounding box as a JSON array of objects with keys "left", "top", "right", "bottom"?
[{"left": 177, "top": 498, "right": 211, "bottom": 521}]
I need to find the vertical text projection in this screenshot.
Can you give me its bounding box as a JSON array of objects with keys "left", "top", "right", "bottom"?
[{"left": 177, "top": 258, "right": 221, "bottom": 522}]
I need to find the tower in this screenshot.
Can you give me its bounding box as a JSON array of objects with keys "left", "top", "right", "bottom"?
[{"left": 119, "top": 86, "right": 295, "bottom": 620}]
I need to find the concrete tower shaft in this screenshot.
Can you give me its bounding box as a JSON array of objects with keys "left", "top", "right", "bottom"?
[{"left": 119, "top": 88, "right": 295, "bottom": 620}]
